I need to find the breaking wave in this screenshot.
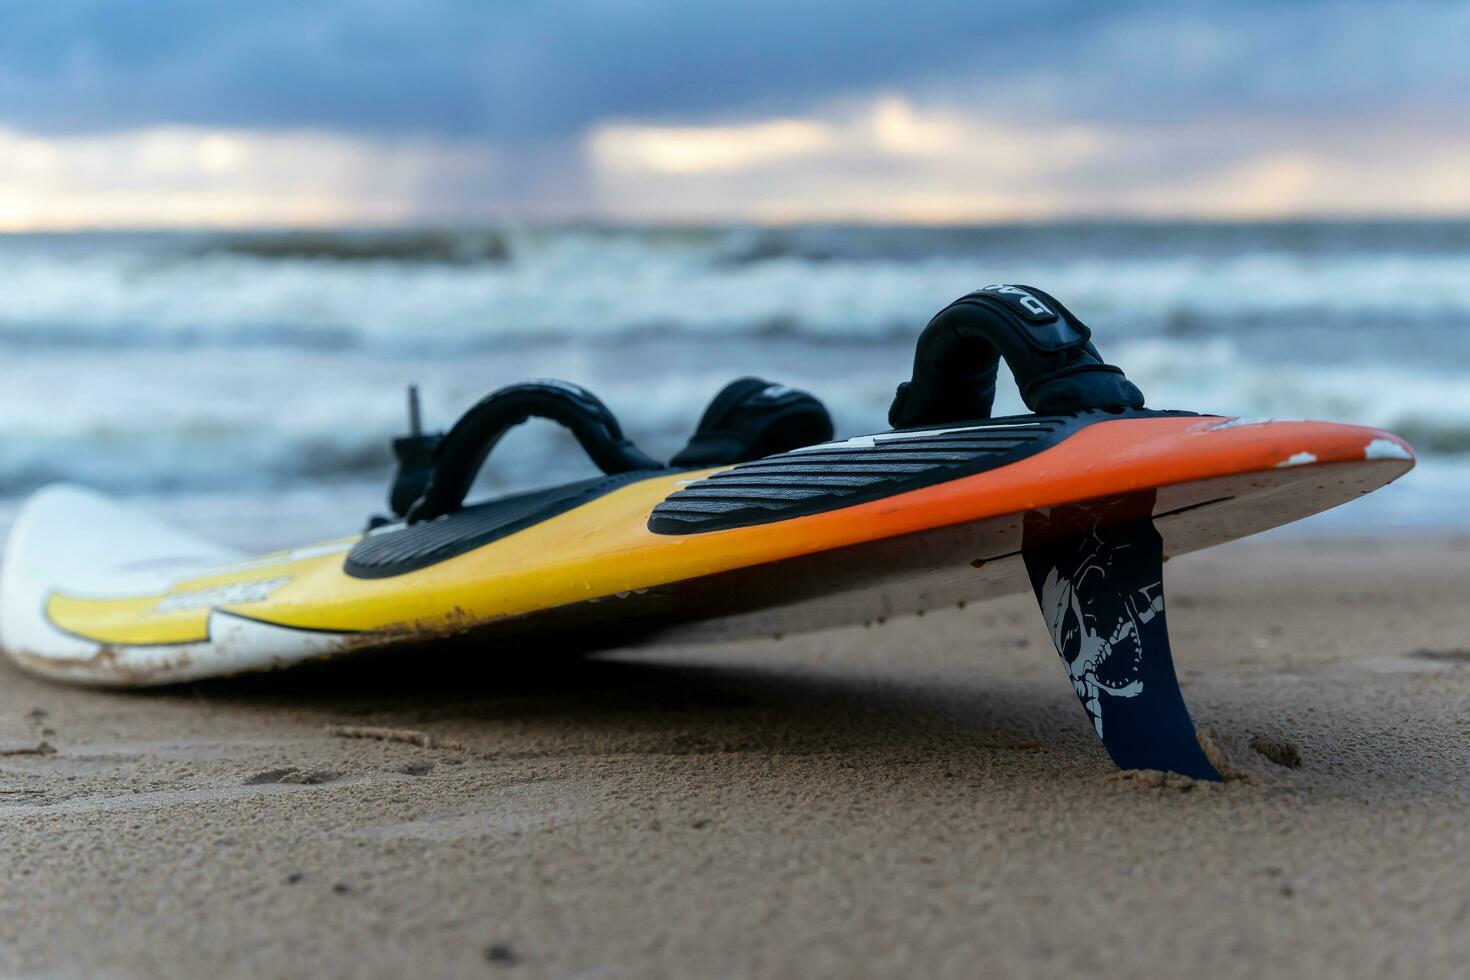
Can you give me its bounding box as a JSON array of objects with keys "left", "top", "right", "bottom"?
[
  {"left": 1, "top": 225, "right": 1470, "bottom": 354},
  {"left": 0, "top": 222, "right": 1464, "bottom": 526}
]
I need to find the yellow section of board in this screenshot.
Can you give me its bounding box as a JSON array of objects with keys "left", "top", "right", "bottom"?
[
  {"left": 46, "top": 592, "right": 210, "bottom": 645},
  {"left": 45, "top": 471, "right": 733, "bottom": 645}
]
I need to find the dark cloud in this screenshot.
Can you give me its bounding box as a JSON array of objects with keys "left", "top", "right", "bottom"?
[{"left": 0, "top": 0, "right": 1463, "bottom": 140}]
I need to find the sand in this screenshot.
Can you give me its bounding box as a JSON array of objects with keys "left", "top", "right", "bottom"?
[{"left": 2, "top": 534, "right": 1470, "bottom": 978}]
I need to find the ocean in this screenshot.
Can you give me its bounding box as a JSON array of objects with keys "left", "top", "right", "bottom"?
[{"left": 0, "top": 221, "right": 1462, "bottom": 548}]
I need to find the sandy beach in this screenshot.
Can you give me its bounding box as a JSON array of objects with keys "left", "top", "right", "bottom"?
[{"left": 0, "top": 533, "right": 1466, "bottom": 978}]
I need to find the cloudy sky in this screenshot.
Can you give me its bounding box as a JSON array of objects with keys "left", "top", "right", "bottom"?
[{"left": 2, "top": 0, "right": 1468, "bottom": 228}]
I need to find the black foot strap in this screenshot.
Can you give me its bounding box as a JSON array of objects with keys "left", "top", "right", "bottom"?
[
  {"left": 671, "top": 377, "right": 833, "bottom": 468},
  {"left": 1022, "top": 511, "right": 1221, "bottom": 780},
  {"left": 405, "top": 381, "right": 661, "bottom": 524}
]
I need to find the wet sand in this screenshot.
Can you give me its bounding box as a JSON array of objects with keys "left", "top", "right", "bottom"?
[{"left": 2, "top": 535, "right": 1469, "bottom": 978}]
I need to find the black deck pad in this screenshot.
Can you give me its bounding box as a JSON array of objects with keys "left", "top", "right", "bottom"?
[
  {"left": 1022, "top": 504, "right": 1220, "bottom": 781},
  {"left": 347, "top": 471, "right": 659, "bottom": 579},
  {"left": 650, "top": 409, "right": 1197, "bottom": 535}
]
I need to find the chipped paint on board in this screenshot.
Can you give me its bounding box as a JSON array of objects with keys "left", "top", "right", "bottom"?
[{"left": 1365, "top": 438, "right": 1413, "bottom": 461}]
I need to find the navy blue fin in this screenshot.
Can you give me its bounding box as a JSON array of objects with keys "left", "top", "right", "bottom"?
[{"left": 1022, "top": 510, "right": 1221, "bottom": 781}]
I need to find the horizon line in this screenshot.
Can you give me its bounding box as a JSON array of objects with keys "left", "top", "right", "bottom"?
[{"left": 7, "top": 213, "right": 1470, "bottom": 235}]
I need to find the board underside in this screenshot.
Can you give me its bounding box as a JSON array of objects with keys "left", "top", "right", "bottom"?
[{"left": 0, "top": 413, "right": 1414, "bottom": 686}]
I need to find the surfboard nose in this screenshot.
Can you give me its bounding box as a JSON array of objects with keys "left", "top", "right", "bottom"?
[{"left": 1189, "top": 416, "right": 1416, "bottom": 472}]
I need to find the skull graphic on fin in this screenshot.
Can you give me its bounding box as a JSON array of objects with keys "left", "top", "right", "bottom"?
[{"left": 1034, "top": 530, "right": 1163, "bottom": 737}]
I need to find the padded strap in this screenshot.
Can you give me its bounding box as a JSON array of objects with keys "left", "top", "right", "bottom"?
[
  {"left": 888, "top": 284, "right": 1145, "bottom": 428},
  {"left": 406, "top": 381, "right": 661, "bottom": 524},
  {"left": 671, "top": 378, "right": 834, "bottom": 467}
]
